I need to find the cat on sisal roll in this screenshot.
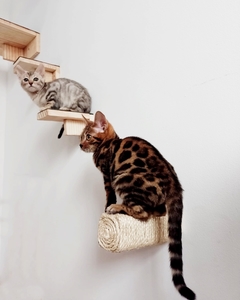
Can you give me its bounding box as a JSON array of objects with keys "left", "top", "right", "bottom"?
[
  {"left": 80, "top": 111, "right": 196, "bottom": 300},
  {"left": 14, "top": 63, "right": 91, "bottom": 113}
]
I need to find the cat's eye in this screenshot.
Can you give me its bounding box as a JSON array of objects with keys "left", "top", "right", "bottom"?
[
  {"left": 86, "top": 134, "right": 92, "bottom": 140},
  {"left": 23, "top": 78, "right": 29, "bottom": 82},
  {"left": 33, "top": 77, "right": 39, "bottom": 81}
]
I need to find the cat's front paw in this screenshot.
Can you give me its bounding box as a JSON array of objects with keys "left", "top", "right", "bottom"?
[
  {"left": 106, "top": 204, "right": 121, "bottom": 214},
  {"left": 59, "top": 106, "right": 71, "bottom": 111},
  {"left": 40, "top": 102, "right": 54, "bottom": 111}
]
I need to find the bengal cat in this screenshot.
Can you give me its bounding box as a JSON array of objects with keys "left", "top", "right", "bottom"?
[{"left": 80, "top": 111, "right": 196, "bottom": 300}]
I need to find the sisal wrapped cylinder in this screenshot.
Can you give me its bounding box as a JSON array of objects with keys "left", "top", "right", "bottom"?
[{"left": 98, "top": 213, "right": 168, "bottom": 253}]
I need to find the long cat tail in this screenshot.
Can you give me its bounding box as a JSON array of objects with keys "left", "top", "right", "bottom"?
[{"left": 167, "top": 196, "right": 196, "bottom": 300}]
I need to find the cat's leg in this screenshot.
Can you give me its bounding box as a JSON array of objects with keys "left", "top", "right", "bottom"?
[
  {"left": 105, "top": 190, "right": 117, "bottom": 211},
  {"left": 40, "top": 101, "right": 55, "bottom": 111},
  {"left": 106, "top": 203, "right": 149, "bottom": 220},
  {"left": 103, "top": 176, "right": 117, "bottom": 211},
  {"left": 152, "top": 203, "right": 167, "bottom": 217}
]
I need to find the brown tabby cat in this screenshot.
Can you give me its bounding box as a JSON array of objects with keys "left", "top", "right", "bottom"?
[{"left": 80, "top": 111, "right": 196, "bottom": 300}]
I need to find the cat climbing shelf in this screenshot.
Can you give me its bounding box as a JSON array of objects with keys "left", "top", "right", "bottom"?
[
  {"left": 38, "top": 109, "right": 94, "bottom": 136},
  {"left": 0, "top": 18, "right": 40, "bottom": 61},
  {"left": 13, "top": 57, "right": 60, "bottom": 82}
]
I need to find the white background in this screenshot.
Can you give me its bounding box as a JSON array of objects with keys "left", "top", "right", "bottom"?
[{"left": 0, "top": 1, "right": 240, "bottom": 299}]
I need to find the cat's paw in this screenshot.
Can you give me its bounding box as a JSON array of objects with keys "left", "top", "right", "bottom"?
[
  {"left": 106, "top": 204, "right": 121, "bottom": 214},
  {"left": 129, "top": 205, "right": 148, "bottom": 219},
  {"left": 59, "top": 106, "right": 71, "bottom": 111},
  {"left": 40, "top": 103, "right": 54, "bottom": 111}
]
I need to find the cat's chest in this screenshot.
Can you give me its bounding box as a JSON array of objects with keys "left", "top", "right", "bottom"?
[
  {"left": 94, "top": 142, "right": 119, "bottom": 174},
  {"left": 31, "top": 91, "right": 48, "bottom": 106},
  {"left": 30, "top": 81, "right": 59, "bottom": 98},
  {"left": 94, "top": 148, "right": 112, "bottom": 172}
]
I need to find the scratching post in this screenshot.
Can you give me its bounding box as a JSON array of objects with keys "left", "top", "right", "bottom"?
[{"left": 98, "top": 213, "right": 168, "bottom": 253}]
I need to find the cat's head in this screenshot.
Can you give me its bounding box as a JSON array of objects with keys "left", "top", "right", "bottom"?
[
  {"left": 15, "top": 64, "right": 45, "bottom": 93},
  {"left": 80, "top": 111, "right": 118, "bottom": 153}
]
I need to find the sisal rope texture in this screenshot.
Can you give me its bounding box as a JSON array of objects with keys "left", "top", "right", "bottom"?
[{"left": 98, "top": 213, "right": 168, "bottom": 253}]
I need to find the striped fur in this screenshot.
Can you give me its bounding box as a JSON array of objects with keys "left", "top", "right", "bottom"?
[
  {"left": 80, "top": 111, "right": 196, "bottom": 300},
  {"left": 15, "top": 64, "right": 91, "bottom": 112}
]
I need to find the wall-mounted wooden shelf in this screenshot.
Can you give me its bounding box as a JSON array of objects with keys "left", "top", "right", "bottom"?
[
  {"left": 0, "top": 18, "right": 40, "bottom": 62},
  {"left": 2, "top": 18, "right": 88, "bottom": 138},
  {"left": 37, "top": 109, "right": 94, "bottom": 136},
  {"left": 2, "top": 17, "right": 91, "bottom": 137},
  {"left": 13, "top": 57, "right": 60, "bottom": 82}
]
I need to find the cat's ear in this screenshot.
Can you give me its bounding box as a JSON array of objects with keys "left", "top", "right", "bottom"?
[
  {"left": 14, "top": 65, "right": 26, "bottom": 79},
  {"left": 93, "top": 111, "right": 108, "bottom": 133},
  {"left": 35, "top": 64, "right": 45, "bottom": 77}
]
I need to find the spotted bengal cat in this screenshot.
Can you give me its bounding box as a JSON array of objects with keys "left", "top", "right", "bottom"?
[{"left": 80, "top": 111, "right": 196, "bottom": 300}]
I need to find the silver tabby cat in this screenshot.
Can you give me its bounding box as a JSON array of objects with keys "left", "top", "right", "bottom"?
[{"left": 15, "top": 64, "right": 91, "bottom": 112}]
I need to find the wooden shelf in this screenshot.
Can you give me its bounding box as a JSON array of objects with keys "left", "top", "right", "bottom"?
[
  {"left": 0, "top": 18, "right": 40, "bottom": 62},
  {"left": 1, "top": 18, "right": 91, "bottom": 136},
  {"left": 37, "top": 109, "right": 94, "bottom": 136},
  {"left": 13, "top": 57, "right": 60, "bottom": 82},
  {"left": 1, "top": 18, "right": 89, "bottom": 137},
  {"left": 37, "top": 109, "right": 94, "bottom": 122}
]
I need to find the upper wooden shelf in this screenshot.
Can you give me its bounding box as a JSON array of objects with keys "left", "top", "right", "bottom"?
[{"left": 0, "top": 18, "right": 40, "bottom": 61}]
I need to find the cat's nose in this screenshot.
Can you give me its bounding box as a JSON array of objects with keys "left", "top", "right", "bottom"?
[{"left": 79, "top": 144, "right": 83, "bottom": 149}]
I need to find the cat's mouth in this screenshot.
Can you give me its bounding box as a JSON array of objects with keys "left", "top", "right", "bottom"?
[
  {"left": 79, "top": 144, "right": 91, "bottom": 153},
  {"left": 28, "top": 85, "right": 38, "bottom": 92}
]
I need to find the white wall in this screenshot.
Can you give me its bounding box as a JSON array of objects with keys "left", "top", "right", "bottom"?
[
  {"left": 0, "top": 0, "right": 11, "bottom": 273},
  {"left": 0, "top": 56, "right": 10, "bottom": 282},
  {"left": 0, "top": 0, "right": 240, "bottom": 299},
  {"left": 0, "top": 58, "right": 8, "bottom": 199}
]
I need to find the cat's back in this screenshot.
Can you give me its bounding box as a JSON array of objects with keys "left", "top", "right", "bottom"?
[
  {"left": 113, "top": 136, "right": 164, "bottom": 163},
  {"left": 48, "top": 78, "right": 88, "bottom": 91},
  {"left": 106, "top": 135, "right": 182, "bottom": 193},
  {"left": 96, "top": 135, "right": 177, "bottom": 177},
  {"left": 106, "top": 136, "right": 176, "bottom": 176},
  {"left": 46, "top": 77, "right": 91, "bottom": 111}
]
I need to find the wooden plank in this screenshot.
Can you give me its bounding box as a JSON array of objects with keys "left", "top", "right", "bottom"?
[
  {"left": 64, "top": 119, "right": 86, "bottom": 136},
  {"left": 0, "top": 18, "right": 39, "bottom": 47},
  {"left": 0, "top": 44, "right": 3, "bottom": 56},
  {"left": 37, "top": 109, "right": 94, "bottom": 122},
  {"left": 3, "top": 44, "right": 23, "bottom": 61},
  {"left": 13, "top": 57, "right": 60, "bottom": 82},
  {"left": 0, "top": 18, "right": 40, "bottom": 61},
  {"left": 52, "top": 69, "right": 60, "bottom": 80},
  {"left": 23, "top": 35, "right": 40, "bottom": 59}
]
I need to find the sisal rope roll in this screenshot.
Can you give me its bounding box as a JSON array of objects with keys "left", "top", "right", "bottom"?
[{"left": 98, "top": 213, "right": 168, "bottom": 253}]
